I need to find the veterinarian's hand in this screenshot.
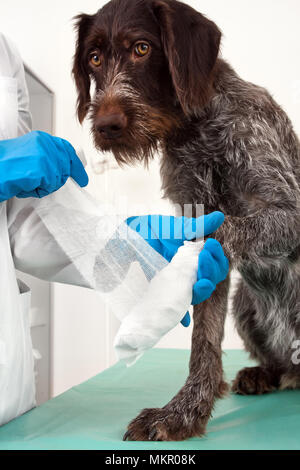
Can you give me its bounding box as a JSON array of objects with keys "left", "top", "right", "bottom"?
[
  {"left": 126, "top": 212, "right": 225, "bottom": 260},
  {"left": 179, "top": 238, "right": 229, "bottom": 327},
  {"left": 126, "top": 212, "right": 228, "bottom": 326},
  {"left": 193, "top": 238, "right": 229, "bottom": 303},
  {"left": 0, "top": 131, "right": 88, "bottom": 202}
]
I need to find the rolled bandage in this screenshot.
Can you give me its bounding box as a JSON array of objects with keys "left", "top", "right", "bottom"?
[{"left": 114, "top": 239, "right": 204, "bottom": 366}]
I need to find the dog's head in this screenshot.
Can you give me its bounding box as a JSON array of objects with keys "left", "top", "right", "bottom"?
[{"left": 72, "top": 0, "right": 221, "bottom": 164}]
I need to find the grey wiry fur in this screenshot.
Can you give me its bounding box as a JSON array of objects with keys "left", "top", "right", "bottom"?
[
  {"left": 72, "top": 0, "right": 300, "bottom": 441},
  {"left": 162, "top": 58, "right": 300, "bottom": 382}
]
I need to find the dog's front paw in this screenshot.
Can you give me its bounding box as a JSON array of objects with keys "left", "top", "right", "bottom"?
[{"left": 123, "top": 407, "right": 206, "bottom": 441}]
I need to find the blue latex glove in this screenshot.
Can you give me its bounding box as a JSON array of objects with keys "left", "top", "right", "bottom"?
[
  {"left": 0, "top": 130, "right": 88, "bottom": 202},
  {"left": 126, "top": 213, "right": 229, "bottom": 327}
]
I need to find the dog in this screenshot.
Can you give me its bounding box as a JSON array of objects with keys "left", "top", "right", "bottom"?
[{"left": 72, "top": 0, "right": 300, "bottom": 441}]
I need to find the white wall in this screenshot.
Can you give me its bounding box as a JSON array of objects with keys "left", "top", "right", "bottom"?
[{"left": 1, "top": 0, "right": 300, "bottom": 396}]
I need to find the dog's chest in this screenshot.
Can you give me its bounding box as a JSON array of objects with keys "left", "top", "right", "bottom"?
[
  {"left": 161, "top": 143, "right": 237, "bottom": 215},
  {"left": 161, "top": 110, "right": 243, "bottom": 213}
]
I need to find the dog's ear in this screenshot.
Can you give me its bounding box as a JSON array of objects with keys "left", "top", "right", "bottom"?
[
  {"left": 72, "top": 14, "right": 95, "bottom": 123},
  {"left": 153, "top": 0, "right": 221, "bottom": 115}
]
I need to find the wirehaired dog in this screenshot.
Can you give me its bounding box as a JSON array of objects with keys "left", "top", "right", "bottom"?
[{"left": 72, "top": 0, "right": 300, "bottom": 440}]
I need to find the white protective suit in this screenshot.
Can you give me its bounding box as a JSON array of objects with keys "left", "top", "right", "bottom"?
[
  {"left": 0, "top": 33, "right": 203, "bottom": 425},
  {"left": 0, "top": 33, "right": 95, "bottom": 426},
  {"left": 0, "top": 33, "right": 37, "bottom": 426}
]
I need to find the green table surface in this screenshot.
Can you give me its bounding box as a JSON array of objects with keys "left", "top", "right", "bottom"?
[{"left": 0, "top": 349, "right": 299, "bottom": 450}]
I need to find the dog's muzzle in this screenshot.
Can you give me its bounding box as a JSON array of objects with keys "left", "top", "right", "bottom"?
[{"left": 95, "top": 111, "right": 128, "bottom": 140}]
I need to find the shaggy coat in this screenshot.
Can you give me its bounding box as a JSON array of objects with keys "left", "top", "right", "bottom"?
[{"left": 73, "top": 0, "right": 300, "bottom": 440}]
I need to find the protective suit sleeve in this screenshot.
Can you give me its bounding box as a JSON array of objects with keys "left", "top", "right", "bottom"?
[{"left": 7, "top": 193, "right": 90, "bottom": 287}]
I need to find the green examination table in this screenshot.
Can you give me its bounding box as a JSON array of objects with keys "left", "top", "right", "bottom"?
[{"left": 0, "top": 349, "right": 299, "bottom": 450}]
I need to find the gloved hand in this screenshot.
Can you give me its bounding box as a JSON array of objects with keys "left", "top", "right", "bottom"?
[
  {"left": 0, "top": 130, "right": 88, "bottom": 202},
  {"left": 126, "top": 213, "right": 229, "bottom": 327}
]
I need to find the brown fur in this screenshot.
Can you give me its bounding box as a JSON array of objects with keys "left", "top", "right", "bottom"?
[{"left": 232, "top": 366, "right": 281, "bottom": 395}]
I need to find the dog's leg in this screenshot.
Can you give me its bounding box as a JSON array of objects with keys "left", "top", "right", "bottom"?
[
  {"left": 124, "top": 277, "right": 229, "bottom": 441},
  {"left": 231, "top": 271, "right": 300, "bottom": 395}
]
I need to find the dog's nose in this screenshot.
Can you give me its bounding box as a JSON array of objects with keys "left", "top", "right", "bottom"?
[{"left": 95, "top": 113, "right": 127, "bottom": 139}]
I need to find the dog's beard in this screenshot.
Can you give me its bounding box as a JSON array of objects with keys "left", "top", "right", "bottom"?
[
  {"left": 93, "top": 136, "right": 159, "bottom": 167},
  {"left": 90, "top": 108, "right": 159, "bottom": 166},
  {"left": 89, "top": 73, "right": 180, "bottom": 166}
]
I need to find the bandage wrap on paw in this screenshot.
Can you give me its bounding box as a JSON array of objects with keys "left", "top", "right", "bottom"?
[{"left": 114, "top": 240, "right": 204, "bottom": 365}]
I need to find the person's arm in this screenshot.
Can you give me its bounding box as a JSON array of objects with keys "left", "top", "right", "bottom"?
[
  {"left": 7, "top": 193, "right": 90, "bottom": 287},
  {"left": 0, "top": 131, "right": 88, "bottom": 202}
]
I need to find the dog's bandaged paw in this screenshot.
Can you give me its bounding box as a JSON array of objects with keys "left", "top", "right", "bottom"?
[{"left": 114, "top": 240, "right": 204, "bottom": 365}]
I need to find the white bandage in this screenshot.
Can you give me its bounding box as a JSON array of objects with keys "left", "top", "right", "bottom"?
[{"left": 114, "top": 240, "right": 204, "bottom": 365}]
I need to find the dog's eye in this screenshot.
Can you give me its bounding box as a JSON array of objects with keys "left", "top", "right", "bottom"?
[
  {"left": 134, "top": 42, "right": 150, "bottom": 57},
  {"left": 89, "top": 51, "right": 101, "bottom": 67}
]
